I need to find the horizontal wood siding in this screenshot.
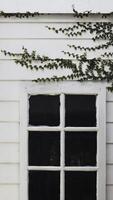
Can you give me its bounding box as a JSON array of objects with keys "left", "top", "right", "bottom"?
[
  {"left": 0, "top": 102, "right": 19, "bottom": 122},
  {"left": 0, "top": 185, "right": 19, "bottom": 200},
  {"left": 0, "top": 82, "right": 20, "bottom": 101},
  {"left": 0, "top": 39, "right": 112, "bottom": 60},
  {"left": 106, "top": 91, "right": 113, "bottom": 200},
  {"left": 107, "top": 144, "right": 113, "bottom": 164},
  {"left": 0, "top": 164, "right": 19, "bottom": 184},
  {"left": 106, "top": 123, "right": 113, "bottom": 144},
  {"left": 0, "top": 15, "right": 113, "bottom": 200},
  {"left": 106, "top": 102, "right": 113, "bottom": 123},
  {"left": 0, "top": 123, "right": 19, "bottom": 142},
  {"left": 0, "top": 143, "right": 19, "bottom": 163},
  {"left": 106, "top": 165, "right": 113, "bottom": 185},
  {"left": 0, "top": 17, "right": 113, "bottom": 81},
  {"left": 0, "top": 81, "right": 20, "bottom": 199},
  {"left": 0, "top": 22, "right": 110, "bottom": 39},
  {"left": 106, "top": 186, "right": 113, "bottom": 200}
]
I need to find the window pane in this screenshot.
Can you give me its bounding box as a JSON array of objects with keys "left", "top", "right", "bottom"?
[
  {"left": 29, "top": 132, "right": 60, "bottom": 166},
  {"left": 65, "top": 95, "right": 96, "bottom": 127},
  {"left": 65, "top": 172, "right": 96, "bottom": 200},
  {"left": 29, "top": 95, "right": 60, "bottom": 126},
  {"left": 29, "top": 171, "right": 60, "bottom": 200},
  {"left": 65, "top": 132, "right": 97, "bottom": 166}
]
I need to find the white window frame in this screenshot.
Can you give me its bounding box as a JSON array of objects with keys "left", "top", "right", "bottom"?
[{"left": 20, "top": 81, "right": 106, "bottom": 200}]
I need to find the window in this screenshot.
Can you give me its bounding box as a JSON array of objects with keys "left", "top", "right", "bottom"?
[{"left": 20, "top": 82, "right": 106, "bottom": 200}]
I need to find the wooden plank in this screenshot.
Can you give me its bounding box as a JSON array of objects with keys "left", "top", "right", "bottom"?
[
  {"left": 25, "top": 81, "right": 105, "bottom": 94},
  {"left": 0, "top": 123, "right": 19, "bottom": 142},
  {"left": 107, "top": 144, "right": 113, "bottom": 164},
  {"left": 0, "top": 39, "right": 111, "bottom": 60},
  {"left": 0, "top": 102, "right": 19, "bottom": 122},
  {"left": 106, "top": 123, "right": 113, "bottom": 143},
  {"left": 0, "top": 185, "right": 19, "bottom": 200},
  {"left": 0, "top": 81, "right": 20, "bottom": 101},
  {"left": 106, "top": 102, "right": 113, "bottom": 123},
  {"left": 106, "top": 91, "right": 113, "bottom": 102},
  {"left": 106, "top": 186, "right": 113, "bottom": 200},
  {"left": 0, "top": 164, "right": 19, "bottom": 184},
  {"left": 97, "top": 87, "right": 106, "bottom": 200},
  {"left": 0, "top": 23, "right": 101, "bottom": 39},
  {"left": 0, "top": 143, "right": 19, "bottom": 163},
  {"left": 0, "top": 60, "right": 72, "bottom": 80},
  {"left": 106, "top": 165, "right": 113, "bottom": 185},
  {"left": 0, "top": 60, "right": 111, "bottom": 82}
]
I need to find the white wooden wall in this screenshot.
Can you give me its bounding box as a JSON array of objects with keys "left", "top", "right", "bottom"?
[
  {"left": 0, "top": 14, "right": 113, "bottom": 200},
  {"left": 1, "top": 0, "right": 113, "bottom": 13}
]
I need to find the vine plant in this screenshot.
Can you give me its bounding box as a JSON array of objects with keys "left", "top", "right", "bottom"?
[{"left": 1, "top": 10, "right": 113, "bottom": 91}]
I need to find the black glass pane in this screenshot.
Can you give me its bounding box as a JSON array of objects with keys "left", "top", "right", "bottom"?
[
  {"left": 65, "top": 172, "right": 96, "bottom": 200},
  {"left": 29, "top": 171, "right": 60, "bottom": 200},
  {"left": 29, "top": 95, "right": 60, "bottom": 126},
  {"left": 65, "top": 95, "right": 96, "bottom": 127},
  {"left": 29, "top": 132, "right": 60, "bottom": 166},
  {"left": 65, "top": 132, "right": 97, "bottom": 166}
]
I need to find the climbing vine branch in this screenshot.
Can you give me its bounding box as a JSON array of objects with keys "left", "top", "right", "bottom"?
[{"left": 1, "top": 10, "right": 113, "bottom": 91}]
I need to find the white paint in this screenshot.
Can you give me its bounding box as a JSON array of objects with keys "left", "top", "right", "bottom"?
[
  {"left": 106, "top": 102, "right": 113, "bottom": 123},
  {"left": 60, "top": 94, "right": 65, "bottom": 200},
  {"left": 0, "top": 185, "right": 19, "bottom": 200},
  {"left": 26, "top": 81, "right": 105, "bottom": 94},
  {"left": 107, "top": 91, "right": 113, "bottom": 102},
  {"left": 106, "top": 165, "right": 113, "bottom": 185},
  {"left": 27, "top": 166, "right": 98, "bottom": 171},
  {"left": 0, "top": 82, "right": 20, "bottom": 101},
  {"left": 0, "top": 60, "right": 73, "bottom": 80},
  {"left": 0, "top": 143, "right": 19, "bottom": 163},
  {"left": 106, "top": 123, "right": 113, "bottom": 143},
  {"left": 64, "top": 127, "right": 98, "bottom": 131},
  {"left": 0, "top": 0, "right": 113, "bottom": 13},
  {"left": 106, "top": 186, "right": 113, "bottom": 200},
  {"left": 107, "top": 144, "right": 113, "bottom": 164},
  {"left": 0, "top": 102, "right": 19, "bottom": 122},
  {"left": 0, "top": 23, "right": 108, "bottom": 39},
  {"left": 0, "top": 164, "right": 19, "bottom": 184},
  {"left": 20, "top": 86, "right": 28, "bottom": 200},
  {"left": 63, "top": 167, "right": 98, "bottom": 171},
  {"left": 0, "top": 40, "right": 111, "bottom": 60},
  {"left": 27, "top": 126, "right": 98, "bottom": 132},
  {"left": 0, "top": 123, "right": 19, "bottom": 142},
  {"left": 28, "top": 166, "right": 61, "bottom": 171},
  {"left": 97, "top": 87, "right": 106, "bottom": 200}
]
